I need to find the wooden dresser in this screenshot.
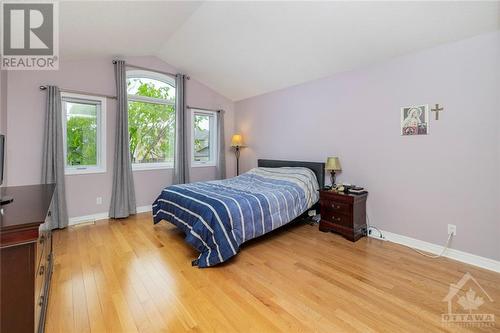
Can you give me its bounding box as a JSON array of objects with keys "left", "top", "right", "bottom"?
[
  {"left": 319, "top": 190, "right": 368, "bottom": 241},
  {"left": 0, "top": 184, "right": 55, "bottom": 333}
]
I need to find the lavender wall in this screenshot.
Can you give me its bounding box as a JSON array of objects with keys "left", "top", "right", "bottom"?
[
  {"left": 4, "top": 56, "right": 235, "bottom": 217},
  {"left": 0, "top": 70, "right": 7, "bottom": 186},
  {"left": 235, "top": 32, "right": 500, "bottom": 260},
  {"left": 0, "top": 71, "right": 6, "bottom": 133}
]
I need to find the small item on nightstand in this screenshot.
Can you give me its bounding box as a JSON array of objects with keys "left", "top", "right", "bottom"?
[
  {"left": 348, "top": 189, "right": 368, "bottom": 195},
  {"left": 328, "top": 184, "right": 345, "bottom": 193},
  {"left": 335, "top": 184, "right": 366, "bottom": 195},
  {"left": 346, "top": 186, "right": 366, "bottom": 195}
]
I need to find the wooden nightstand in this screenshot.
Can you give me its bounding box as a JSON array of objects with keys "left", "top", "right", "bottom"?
[{"left": 319, "top": 190, "right": 368, "bottom": 241}]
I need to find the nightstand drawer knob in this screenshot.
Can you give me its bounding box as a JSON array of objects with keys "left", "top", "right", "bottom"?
[
  {"left": 331, "top": 216, "right": 341, "bottom": 222},
  {"left": 331, "top": 204, "right": 341, "bottom": 209}
]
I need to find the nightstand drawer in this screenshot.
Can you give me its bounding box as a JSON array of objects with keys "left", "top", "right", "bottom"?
[
  {"left": 320, "top": 199, "right": 351, "bottom": 215},
  {"left": 320, "top": 213, "right": 351, "bottom": 228}
]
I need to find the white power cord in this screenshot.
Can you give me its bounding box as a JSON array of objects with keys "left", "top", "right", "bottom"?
[
  {"left": 402, "top": 233, "right": 453, "bottom": 259},
  {"left": 366, "top": 214, "right": 384, "bottom": 239},
  {"left": 367, "top": 213, "right": 454, "bottom": 259}
]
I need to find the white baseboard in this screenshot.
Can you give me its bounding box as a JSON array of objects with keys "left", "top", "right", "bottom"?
[
  {"left": 369, "top": 229, "right": 500, "bottom": 273},
  {"left": 68, "top": 205, "right": 152, "bottom": 226}
]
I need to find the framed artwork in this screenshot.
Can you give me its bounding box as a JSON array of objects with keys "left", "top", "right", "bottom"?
[{"left": 401, "top": 105, "right": 429, "bottom": 136}]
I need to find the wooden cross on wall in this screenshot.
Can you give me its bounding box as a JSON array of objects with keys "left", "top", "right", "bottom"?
[{"left": 431, "top": 103, "right": 444, "bottom": 120}]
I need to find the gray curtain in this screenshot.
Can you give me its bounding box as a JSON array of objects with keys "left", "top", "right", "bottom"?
[
  {"left": 41, "top": 86, "right": 68, "bottom": 229},
  {"left": 109, "top": 60, "right": 136, "bottom": 218},
  {"left": 173, "top": 74, "right": 189, "bottom": 184},
  {"left": 215, "top": 110, "right": 226, "bottom": 180}
]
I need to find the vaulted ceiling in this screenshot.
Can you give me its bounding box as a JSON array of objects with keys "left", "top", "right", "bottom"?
[{"left": 60, "top": 1, "right": 500, "bottom": 101}]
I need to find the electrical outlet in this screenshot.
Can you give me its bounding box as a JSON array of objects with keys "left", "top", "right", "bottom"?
[
  {"left": 447, "top": 224, "right": 457, "bottom": 236},
  {"left": 96, "top": 197, "right": 103, "bottom": 205}
]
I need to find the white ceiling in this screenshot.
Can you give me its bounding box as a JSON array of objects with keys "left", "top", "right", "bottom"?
[
  {"left": 60, "top": 1, "right": 500, "bottom": 101},
  {"left": 60, "top": 1, "right": 203, "bottom": 59}
]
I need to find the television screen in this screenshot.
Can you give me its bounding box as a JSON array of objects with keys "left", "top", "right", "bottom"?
[{"left": 0, "top": 134, "right": 4, "bottom": 186}]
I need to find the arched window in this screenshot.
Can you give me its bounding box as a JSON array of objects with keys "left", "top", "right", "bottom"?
[{"left": 126, "top": 70, "right": 175, "bottom": 169}]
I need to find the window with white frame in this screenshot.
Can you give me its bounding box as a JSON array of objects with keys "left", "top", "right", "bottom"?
[
  {"left": 191, "top": 109, "right": 217, "bottom": 166},
  {"left": 62, "top": 93, "right": 106, "bottom": 175},
  {"left": 127, "top": 70, "right": 176, "bottom": 170}
]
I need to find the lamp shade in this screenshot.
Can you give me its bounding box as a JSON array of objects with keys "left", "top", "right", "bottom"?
[
  {"left": 231, "top": 134, "right": 244, "bottom": 147},
  {"left": 325, "top": 157, "right": 341, "bottom": 171}
]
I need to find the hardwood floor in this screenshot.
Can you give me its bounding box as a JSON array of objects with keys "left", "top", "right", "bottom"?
[{"left": 46, "top": 213, "right": 500, "bottom": 332}]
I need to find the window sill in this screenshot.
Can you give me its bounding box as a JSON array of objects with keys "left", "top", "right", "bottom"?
[
  {"left": 191, "top": 163, "right": 216, "bottom": 168},
  {"left": 65, "top": 168, "right": 107, "bottom": 176},
  {"left": 132, "top": 164, "right": 173, "bottom": 172}
]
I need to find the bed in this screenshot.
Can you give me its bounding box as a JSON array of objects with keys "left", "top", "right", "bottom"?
[{"left": 152, "top": 159, "right": 325, "bottom": 267}]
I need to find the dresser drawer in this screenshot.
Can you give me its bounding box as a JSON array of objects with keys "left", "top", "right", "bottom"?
[
  {"left": 35, "top": 256, "right": 48, "bottom": 331},
  {"left": 36, "top": 231, "right": 47, "bottom": 269},
  {"left": 320, "top": 212, "right": 352, "bottom": 228},
  {"left": 35, "top": 262, "right": 46, "bottom": 306},
  {"left": 320, "top": 199, "right": 351, "bottom": 216},
  {"left": 37, "top": 209, "right": 52, "bottom": 268},
  {"left": 35, "top": 287, "right": 46, "bottom": 333},
  {"left": 35, "top": 238, "right": 52, "bottom": 332},
  {"left": 35, "top": 236, "right": 49, "bottom": 296},
  {"left": 43, "top": 231, "right": 51, "bottom": 261}
]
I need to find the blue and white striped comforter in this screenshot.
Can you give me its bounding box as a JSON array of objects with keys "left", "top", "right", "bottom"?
[{"left": 152, "top": 167, "right": 319, "bottom": 267}]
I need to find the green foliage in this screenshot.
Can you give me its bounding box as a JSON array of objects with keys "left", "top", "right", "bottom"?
[
  {"left": 136, "top": 81, "right": 170, "bottom": 100},
  {"left": 194, "top": 114, "right": 204, "bottom": 131},
  {"left": 128, "top": 81, "right": 175, "bottom": 164},
  {"left": 66, "top": 116, "right": 97, "bottom": 166},
  {"left": 193, "top": 114, "right": 208, "bottom": 154},
  {"left": 194, "top": 138, "right": 205, "bottom": 153}
]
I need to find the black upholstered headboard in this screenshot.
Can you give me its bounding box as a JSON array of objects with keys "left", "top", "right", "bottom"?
[{"left": 257, "top": 159, "right": 325, "bottom": 188}]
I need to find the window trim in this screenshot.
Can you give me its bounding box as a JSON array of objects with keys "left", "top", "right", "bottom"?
[
  {"left": 191, "top": 109, "right": 217, "bottom": 168},
  {"left": 127, "top": 69, "right": 175, "bottom": 105},
  {"left": 61, "top": 92, "right": 107, "bottom": 175},
  {"left": 127, "top": 69, "right": 176, "bottom": 171},
  {"left": 132, "top": 161, "right": 173, "bottom": 171},
  {"left": 128, "top": 94, "right": 174, "bottom": 106}
]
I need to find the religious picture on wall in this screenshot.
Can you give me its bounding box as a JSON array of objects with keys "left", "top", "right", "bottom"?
[{"left": 400, "top": 105, "right": 429, "bottom": 136}]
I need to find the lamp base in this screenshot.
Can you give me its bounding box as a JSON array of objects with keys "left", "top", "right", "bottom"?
[
  {"left": 234, "top": 146, "right": 240, "bottom": 176},
  {"left": 330, "top": 170, "right": 336, "bottom": 186}
]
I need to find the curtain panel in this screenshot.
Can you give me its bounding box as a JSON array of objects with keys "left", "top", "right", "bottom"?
[
  {"left": 215, "top": 110, "right": 226, "bottom": 180},
  {"left": 109, "top": 60, "right": 137, "bottom": 218},
  {"left": 41, "top": 86, "right": 69, "bottom": 229},
  {"left": 173, "top": 74, "right": 189, "bottom": 184}
]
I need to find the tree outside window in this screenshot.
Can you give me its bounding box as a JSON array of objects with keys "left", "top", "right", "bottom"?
[
  {"left": 62, "top": 93, "right": 106, "bottom": 175},
  {"left": 127, "top": 71, "right": 175, "bottom": 169}
]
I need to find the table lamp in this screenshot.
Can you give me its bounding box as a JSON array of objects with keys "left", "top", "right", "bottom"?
[
  {"left": 325, "top": 157, "right": 341, "bottom": 186},
  {"left": 231, "top": 134, "right": 245, "bottom": 175}
]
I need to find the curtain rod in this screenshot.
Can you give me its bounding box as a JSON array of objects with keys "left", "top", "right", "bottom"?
[
  {"left": 39, "top": 86, "right": 117, "bottom": 99},
  {"left": 112, "top": 60, "right": 190, "bottom": 80},
  {"left": 187, "top": 105, "right": 222, "bottom": 113}
]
